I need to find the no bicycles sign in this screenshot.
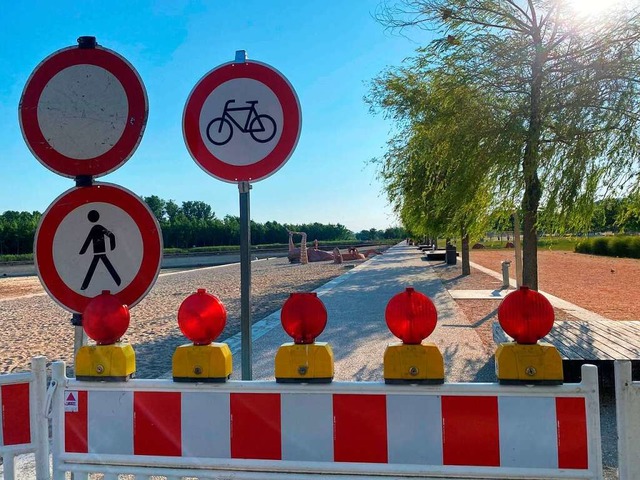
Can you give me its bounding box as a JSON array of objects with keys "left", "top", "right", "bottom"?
[{"left": 183, "top": 60, "right": 302, "bottom": 183}]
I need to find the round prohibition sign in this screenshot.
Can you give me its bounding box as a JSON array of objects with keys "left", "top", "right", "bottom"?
[
  {"left": 183, "top": 60, "right": 302, "bottom": 183},
  {"left": 19, "top": 44, "right": 148, "bottom": 178},
  {"left": 35, "top": 183, "right": 162, "bottom": 314}
]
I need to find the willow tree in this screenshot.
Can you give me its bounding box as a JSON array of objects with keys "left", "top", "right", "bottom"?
[
  {"left": 368, "top": 69, "right": 519, "bottom": 274},
  {"left": 375, "top": 0, "right": 640, "bottom": 289}
]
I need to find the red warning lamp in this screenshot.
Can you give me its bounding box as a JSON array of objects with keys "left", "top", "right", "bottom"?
[
  {"left": 275, "top": 292, "right": 333, "bottom": 382},
  {"left": 83, "top": 290, "right": 130, "bottom": 345},
  {"left": 281, "top": 292, "right": 327, "bottom": 344},
  {"left": 385, "top": 287, "right": 437, "bottom": 344},
  {"left": 498, "top": 286, "right": 554, "bottom": 344},
  {"left": 178, "top": 289, "right": 227, "bottom": 345}
]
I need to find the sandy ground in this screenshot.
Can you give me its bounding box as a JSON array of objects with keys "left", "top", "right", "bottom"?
[
  {"left": 1, "top": 248, "right": 636, "bottom": 375},
  {"left": 0, "top": 258, "right": 361, "bottom": 377}
]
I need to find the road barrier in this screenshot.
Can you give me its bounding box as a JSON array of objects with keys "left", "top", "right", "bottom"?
[
  {"left": 48, "top": 361, "right": 603, "bottom": 479},
  {"left": 0, "top": 356, "right": 49, "bottom": 479},
  {"left": 615, "top": 360, "right": 640, "bottom": 480}
]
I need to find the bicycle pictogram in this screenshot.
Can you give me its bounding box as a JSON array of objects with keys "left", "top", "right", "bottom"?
[{"left": 206, "top": 99, "right": 277, "bottom": 146}]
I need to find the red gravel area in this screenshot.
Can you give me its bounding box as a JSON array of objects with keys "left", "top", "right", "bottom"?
[{"left": 470, "top": 250, "right": 640, "bottom": 320}]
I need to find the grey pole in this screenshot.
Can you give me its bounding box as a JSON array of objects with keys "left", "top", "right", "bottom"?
[
  {"left": 72, "top": 175, "right": 93, "bottom": 373},
  {"left": 239, "top": 181, "right": 252, "bottom": 380}
]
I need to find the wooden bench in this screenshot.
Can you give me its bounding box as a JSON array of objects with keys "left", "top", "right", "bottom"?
[{"left": 493, "top": 319, "right": 640, "bottom": 385}]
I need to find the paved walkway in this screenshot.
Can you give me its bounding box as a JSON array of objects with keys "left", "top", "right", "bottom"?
[{"left": 223, "top": 243, "right": 495, "bottom": 383}]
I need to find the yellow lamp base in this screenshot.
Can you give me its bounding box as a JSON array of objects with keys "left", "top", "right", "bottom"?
[
  {"left": 275, "top": 342, "right": 334, "bottom": 383},
  {"left": 384, "top": 342, "right": 444, "bottom": 384},
  {"left": 495, "top": 342, "right": 563, "bottom": 385},
  {"left": 172, "top": 343, "right": 232, "bottom": 382},
  {"left": 76, "top": 343, "right": 136, "bottom": 382}
]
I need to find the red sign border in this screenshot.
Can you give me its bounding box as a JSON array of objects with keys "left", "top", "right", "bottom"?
[
  {"left": 19, "top": 45, "right": 148, "bottom": 178},
  {"left": 35, "top": 183, "right": 162, "bottom": 314},
  {"left": 183, "top": 60, "right": 302, "bottom": 183}
]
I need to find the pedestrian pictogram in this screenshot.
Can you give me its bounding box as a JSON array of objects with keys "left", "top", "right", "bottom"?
[
  {"left": 35, "top": 183, "right": 162, "bottom": 314},
  {"left": 79, "top": 210, "right": 121, "bottom": 290},
  {"left": 183, "top": 60, "right": 301, "bottom": 183},
  {"left": 19, "top": 38, "right": 148, "bottom": 178}
]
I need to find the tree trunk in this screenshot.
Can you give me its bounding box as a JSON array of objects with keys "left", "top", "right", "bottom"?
[
  {"left": 521, "top": 41, "right": 545, "bottom": 291},
  {"left": 461, "top": 231, "right": 470, "bottom": 276}
]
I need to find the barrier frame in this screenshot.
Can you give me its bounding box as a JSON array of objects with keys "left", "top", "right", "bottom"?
[
  {"left": 0, "top": 356, "right": 49, "bottom": 480},
  {"left": 615, "top": 360, "right": 640, "bottom": 480},
  {"left": 50, "top": 362, "right": 603, "bottom": 480}
]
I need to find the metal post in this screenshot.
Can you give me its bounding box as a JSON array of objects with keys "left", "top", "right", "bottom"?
[
  {"left": 239, "top": 181, "right": 252, "bottom": 380},
  {"left": 72, "top": 175, "right": 92, "bottom": 370},
  {"left": 501, "top": 260, "right": 511, "bottom": 289},
  {"left": 71, "top": 315, "right": 86, "bottom": 376}
]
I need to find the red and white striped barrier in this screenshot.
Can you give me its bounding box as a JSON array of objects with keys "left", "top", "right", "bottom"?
[
  {"left": 0, "top": 356, "right": 49, "bottom": 480},
  {"left": 50, "top": 362, "right": 602, "bottom": 479},
  {"left": 615, "top": 360, "right": 640, "bottom": 480}
]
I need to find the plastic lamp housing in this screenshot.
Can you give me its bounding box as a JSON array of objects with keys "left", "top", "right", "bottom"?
[
  {"left": 83, "top": 291, "right": 130, "bottom": 345},
  {"left": 385, "top": 287, "right": 437, "bottom": 345},
  {"left": 178, "top": 289, "right": 227, "bottom": 345},
  {"left": 281, "top": 292, "right": 327, "bottom": 344},
  {"left": 498, "top": 286, "right": 555, "bottom": 344}
]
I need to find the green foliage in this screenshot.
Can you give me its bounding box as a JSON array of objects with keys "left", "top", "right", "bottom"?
[
  {"left": 575, "top": 236, "right": 640, "bottom": 258},
  {"left": 355, "top": 227, "right": 406, "bottom": 241},
  {"left": 479, "top": 237, "right": 577, "bottom": 251},
  {"left": 0, "top": 253, "right": 34, "bottom": 262},
  {"left": 367, "top": 67, "right": 515, "bottom": 244},
  {"left": 374, "top": 0, "right": 640, "bottom": 289},
  {"left": 0, "top": 199, "right": 374, "bottom": 256},
  {"left": 0, "top": 211, "right": 41, "bottom": 255},
  {"left": 592, "top": 238, "right": 610, "bottom": 256}
]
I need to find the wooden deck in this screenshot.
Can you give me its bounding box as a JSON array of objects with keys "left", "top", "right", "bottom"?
[{"left": 492, "top": 319, "right": 640, "bottom": 385}]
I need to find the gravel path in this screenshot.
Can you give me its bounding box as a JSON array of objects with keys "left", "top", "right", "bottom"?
[{"left": 0, "top": 257, "right": 356, "bottom": 377}]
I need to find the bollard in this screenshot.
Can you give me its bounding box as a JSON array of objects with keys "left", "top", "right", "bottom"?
[{"left": 501, "top": 260, "right": 511, "bottom": 288}]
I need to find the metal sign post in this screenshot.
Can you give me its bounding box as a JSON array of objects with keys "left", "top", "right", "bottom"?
[
  {"left": 183, "top": 50, "right": 301, "bottom": 379},
  {"left": 20, "top": 37, "right": 150, "bottom": 377},
  {"left": 239, "top": 181, "right": 253, "bottom": 380}
]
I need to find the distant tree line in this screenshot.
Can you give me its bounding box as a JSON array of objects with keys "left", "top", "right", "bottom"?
[
  {"left": 0, "top": 197, "right": 406, "bottom": 256},
  {"left": 142, "top": 196, "right": 405, "bottom": 248},
  {"left": 0, "top": 211, "right": 41, "bottom": 255},
  {"left": 487, "top": 196, "right": 640, "bottom": 237}
]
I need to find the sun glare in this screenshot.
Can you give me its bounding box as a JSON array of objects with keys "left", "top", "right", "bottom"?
[{"left": 567, "top": 0, "right": 628, "bottom": 16}]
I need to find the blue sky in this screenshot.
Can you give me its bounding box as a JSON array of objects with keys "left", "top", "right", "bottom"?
[{"left": 1, "top": 1, "right": 430, "bottom": 232}]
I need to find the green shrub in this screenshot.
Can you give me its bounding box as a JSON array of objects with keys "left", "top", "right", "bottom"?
[
  {"left": 592, "top": 237, "right": 610, "bottom": 255},
  {"left": 610, "top": 237, "right": 631, "bottom": 258},
  {"left": 573, "top": 235, "right": 640, "bottom": 258},
  {"left": 630, "top": 237, "right": 640, "bottom": 259},
  {"left": 575, "top": 240, "right": 589, "bottom": 254},
  {"left": 0, "top": 253, "right": 34, "bottom": 263}
]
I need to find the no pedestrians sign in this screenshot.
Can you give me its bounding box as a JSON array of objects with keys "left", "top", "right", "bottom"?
[{"left": 35, "top": 183, "right": 162, "bottom": 314}]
